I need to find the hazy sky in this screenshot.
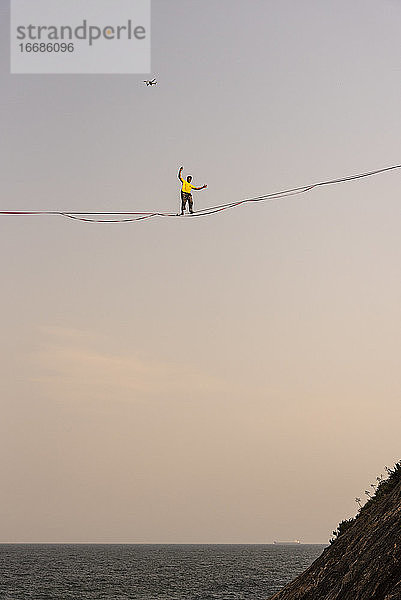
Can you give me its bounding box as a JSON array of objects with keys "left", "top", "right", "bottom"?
[{"left": 1, "top": 0, "right": 401, "bottom": 544}]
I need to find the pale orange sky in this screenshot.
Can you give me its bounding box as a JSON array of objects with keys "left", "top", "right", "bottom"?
[{"left": 1, "top": 0, "right": 401, "bottom": 543}]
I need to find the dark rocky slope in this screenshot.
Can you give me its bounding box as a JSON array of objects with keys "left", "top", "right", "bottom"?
[{"left": 270, "top": 463, "right": 401, "bottom": 600}]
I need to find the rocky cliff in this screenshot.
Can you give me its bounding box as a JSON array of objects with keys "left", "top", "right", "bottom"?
[{"left": 270, "top": 463, "right": 401, "bottom": 600}]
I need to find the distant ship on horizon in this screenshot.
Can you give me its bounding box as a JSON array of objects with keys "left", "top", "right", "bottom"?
[{"left": 273, "top": 540, "right": 301, "bottom": 545}]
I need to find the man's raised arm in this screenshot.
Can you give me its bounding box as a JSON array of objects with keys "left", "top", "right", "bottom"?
[{"left": 178, "top": 166, "right": 184, "bottom": 182}]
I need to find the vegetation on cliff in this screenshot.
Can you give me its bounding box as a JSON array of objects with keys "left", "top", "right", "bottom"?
[
  {"left": 330, "top": 461, "right": 401, "bottom": 544},
  {"left": 270, "top": 461, "right": 401, "bottom": 600}
]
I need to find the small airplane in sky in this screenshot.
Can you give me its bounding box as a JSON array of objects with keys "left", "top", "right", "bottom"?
[{"left": 143, "top": 78, "right": 157, "bottom": 86}]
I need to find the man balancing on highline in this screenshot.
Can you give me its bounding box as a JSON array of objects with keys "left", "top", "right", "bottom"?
[{"left": 178, "top": 166, "right": 207, "bottom": 215}]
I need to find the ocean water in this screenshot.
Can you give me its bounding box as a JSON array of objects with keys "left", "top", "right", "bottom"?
[{"left": 0, "top": 544, "right": 325, "bottom": 600}]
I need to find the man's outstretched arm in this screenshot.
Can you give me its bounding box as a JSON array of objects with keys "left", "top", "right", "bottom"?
[{"left": 192, "top": 184, "right": 207, "bottom": 190}]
